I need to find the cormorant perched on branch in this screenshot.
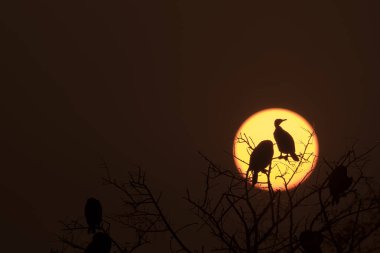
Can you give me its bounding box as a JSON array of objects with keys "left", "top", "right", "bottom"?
[
  {"left": 85, "top": 232, "right": 112, "bottom": 253},
  {"left": 273, "top": 119, "right": 299, "bottom": 161},
  {"left": 328, "top": 165, "right": 353, "bottom": 204},
  {"left": 247, "top": 140, "right": 274, "bottom": 185},
  {"left": 299, "top": 230, "right": 323, "bottom": 253},
  {"left": 85, "top": 198, "right": 103, "bottom": 234}
]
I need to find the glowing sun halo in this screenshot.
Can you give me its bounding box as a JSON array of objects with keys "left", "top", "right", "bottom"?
[{"left": 233, "top": 108, "right": 319, "bottom": 191}]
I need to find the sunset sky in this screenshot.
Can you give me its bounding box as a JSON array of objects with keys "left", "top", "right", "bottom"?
[{"left": 1, "top": 1, "right": 379, "bottom": 251}]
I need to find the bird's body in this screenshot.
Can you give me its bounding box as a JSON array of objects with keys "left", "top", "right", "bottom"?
[
  {"left": 248, "top": 140, "right": 274, "bottom": 185},
  {"left": 299, "top": 230, "right": 323, "bottom": 253},
  {"left": 328, "top": 165, "right": 353, "bottom": 204},
  {"left": 273, "top": 119, "right": 299, "bottom": 161},
  {"left": 85, "top": 232, "right": 112, "bottom": 253},
  {"left": 85, "top": 198, "right": 103, "bottom": 234}
]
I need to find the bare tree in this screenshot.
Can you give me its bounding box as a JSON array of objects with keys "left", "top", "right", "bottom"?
[{"left": 54, "top": 133, "right": 380, "bottom": 253}]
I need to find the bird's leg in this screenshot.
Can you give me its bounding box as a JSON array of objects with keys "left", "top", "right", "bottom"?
[{"left": 246, "top": 169, "right": 250, "bottom": 181}]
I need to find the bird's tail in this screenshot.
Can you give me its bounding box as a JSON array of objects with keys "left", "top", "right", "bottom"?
[
  {"left": 252, "top": 172, "right": 258, "bottom": 186},
  {"left": 291, "top": 153, "right": 299, "bottom": 161}
]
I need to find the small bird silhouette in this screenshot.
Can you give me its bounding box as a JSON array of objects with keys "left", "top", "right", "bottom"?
[
  {"left": 248, "top": 140, "right": 274, "bottom": 185},
  {"left": 299, "top": 230, "right": 323, "bottom": 253},
  {"left": 328, "top": 165, "right": 353, "bottom": 204},
  {"left": 274, "top": 119, "right": 299, "bottom": 161},
  {"left": 85, "top": 232, "right": 112, "bottom": 253},
  {"left": 85, "top": 198, "right": 103, "bottom": 234}
]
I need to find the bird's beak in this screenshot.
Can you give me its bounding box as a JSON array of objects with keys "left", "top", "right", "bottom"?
[{"left": 282, "top": 119, "right": 287, "bottom": 122}]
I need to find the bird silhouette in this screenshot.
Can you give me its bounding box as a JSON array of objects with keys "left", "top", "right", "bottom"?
[
  {"left": 85, "top": 198, "right": 103, "bottom": 234},
  {"left": 273, "top": 119, "right": 299, "bottom": 161},
  {"left": 328, "top": 165, "right": 353, "bottom": 204},
  {"left": 85, "top": 232, "right": 112, "bottom": 253},
  {"left": 247, "top": 140, "right": 274, "bottom": 185},
  {"left": 299, "top": 230, "right": 323, "bottom": 253}
]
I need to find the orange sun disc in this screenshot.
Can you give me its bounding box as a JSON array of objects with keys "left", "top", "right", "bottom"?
[{"left": 233, "top": 108, "right": 319, "bottom": 191}]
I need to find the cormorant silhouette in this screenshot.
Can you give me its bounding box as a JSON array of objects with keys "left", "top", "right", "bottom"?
[
  {"left": 85, "top": 198, "right": 102, "bottom": 234},
  {"left": 328, "top": 165, "right": 353, "bottom": 204},
  {"left": 248, "top": 140, "right": 274, "bottom": 185},
  {"left": 273, "top": 119, "right": 299, "bottom": 161},
  {"left": 299, "top": 230, "right": 323, "bottom": 253},
  {"left": 85, "top": 232, "right": 112, "bottom": 253}
]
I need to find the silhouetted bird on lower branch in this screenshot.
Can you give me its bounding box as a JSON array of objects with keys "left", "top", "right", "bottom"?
[
  {"left": 274, "top": 119, "right": 299, "bottom": 161},
  {"left": 299, "top": 230, "right": 323, "bottom": 253},
  {"left": 247, "top": 140, "right": 274, "bottom": 185},
  {"left": 85, "top": 198, "right": 103, "bottom": 234},
  {"left": 85, "top": 232, "right": 112, "bottom": 253},
  {"left": 328, "top": 165, "right": 353, "bottom": 204}
]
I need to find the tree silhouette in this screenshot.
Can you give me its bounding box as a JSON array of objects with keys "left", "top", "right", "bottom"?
[{"left": 53, "top": 132, "right": 380, "bottom": 253}]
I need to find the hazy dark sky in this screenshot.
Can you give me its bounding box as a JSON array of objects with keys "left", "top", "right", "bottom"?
[{"left": 1, "top": 1, "right": 379, "bottom": 252}]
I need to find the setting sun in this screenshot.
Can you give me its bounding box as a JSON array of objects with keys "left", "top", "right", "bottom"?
[{"left": 233, "top": 108, "right": 319, "bottom": 191}]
